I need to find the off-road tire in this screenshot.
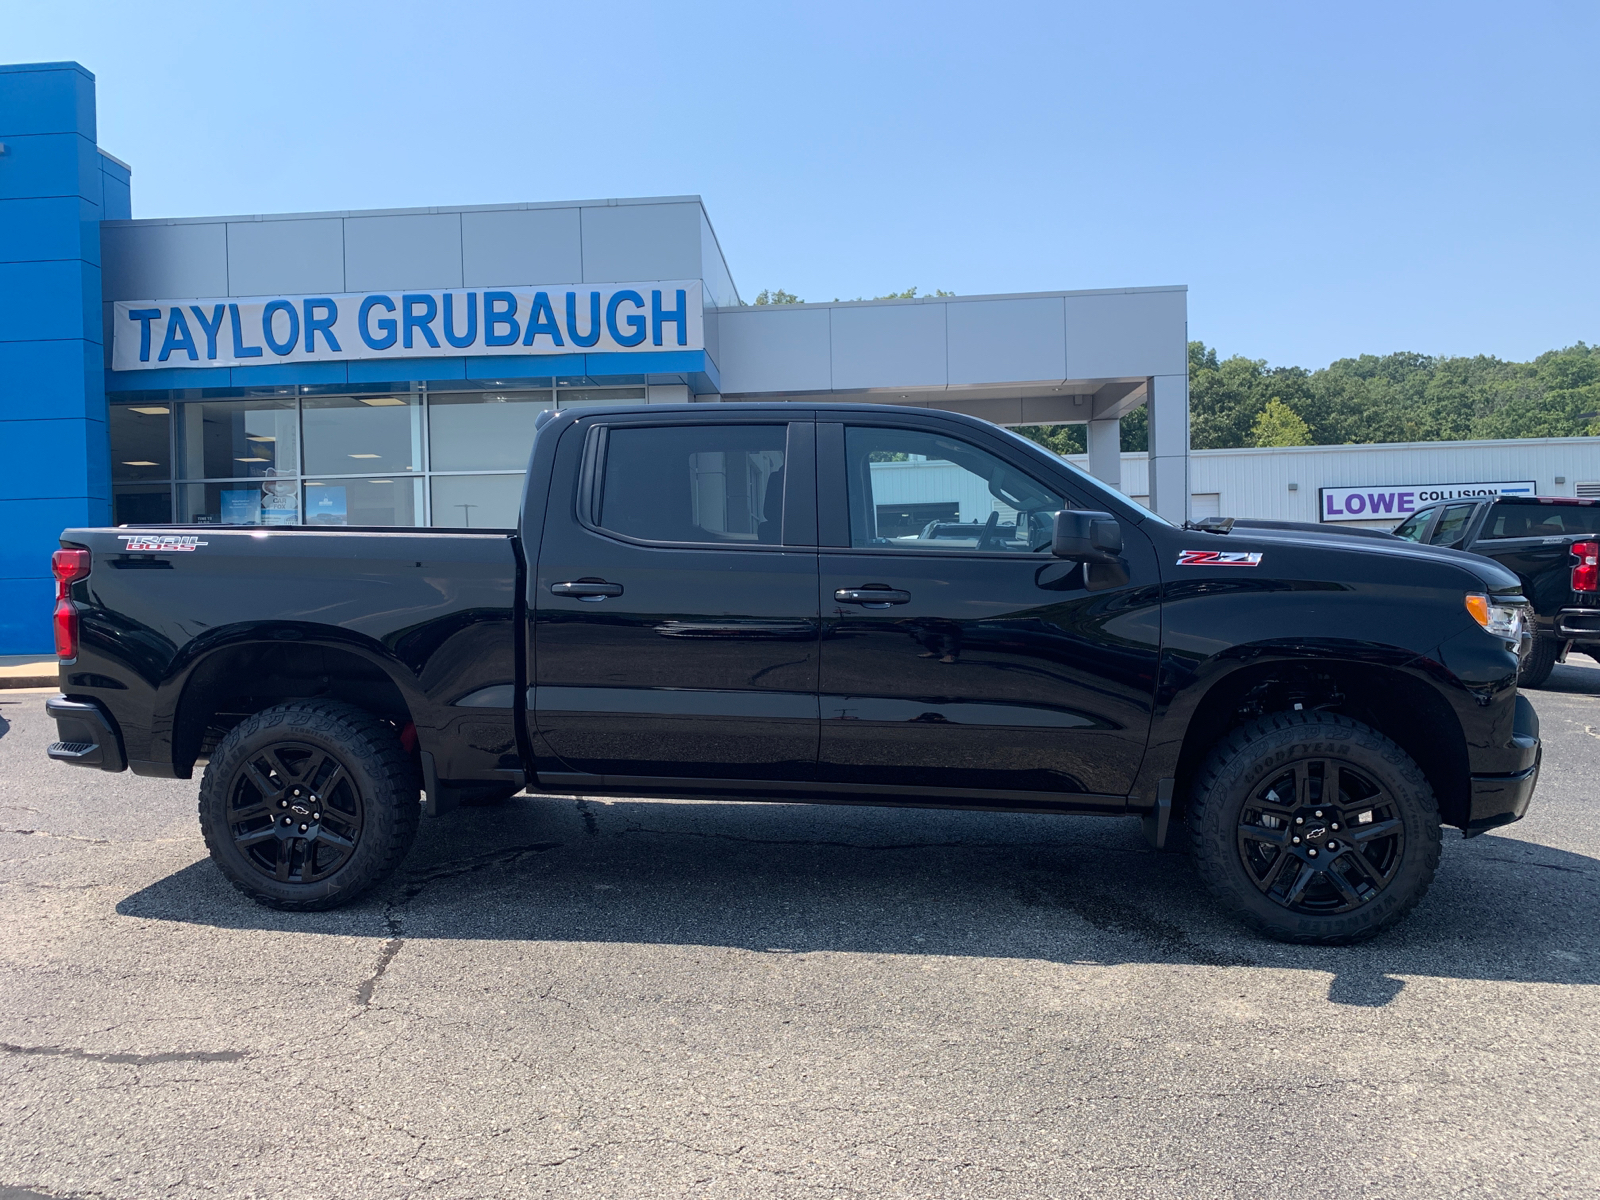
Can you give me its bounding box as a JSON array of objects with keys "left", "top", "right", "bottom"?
[
  {"left": 198, "top": 700, "right": 420, "bottom": 910},
  {"left": 1517, "top": 635, "right": 1560, "bottom": 689},
  {"left": 1187, "top": 711, "right": 1442, "bottom": 944}
]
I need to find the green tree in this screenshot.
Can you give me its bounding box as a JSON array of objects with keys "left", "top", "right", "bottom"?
[
  {"left": 751, "top": 289, "right": 802, "bottom": 306},
  {"left": 1249, "top": 397, "right": 1312, "bottom": 446},
  {"left": 1013, "top": 424, "right": 1086, "bottom": 456}
]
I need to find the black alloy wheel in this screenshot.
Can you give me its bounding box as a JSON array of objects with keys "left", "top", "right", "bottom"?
[
  {"left": 1235, "top": 759, "right": 1404, "bottom": 915},
  {"left": 1188, "top": 710, "right": 1441, "bottom": 944},
  {"left": 198, "top": 700, "right": 420, "bottom": 910},
  {"left": 226, "top": 742, "right": 364, "bottom": 885}
]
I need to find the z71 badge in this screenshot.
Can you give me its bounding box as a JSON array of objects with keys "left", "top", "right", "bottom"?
[
  {"left": 118, "top": 534, "right": 208, "bottom": 552},
  {"left": 1177, "top": 549, "right": 1263, "bottom": 567}
]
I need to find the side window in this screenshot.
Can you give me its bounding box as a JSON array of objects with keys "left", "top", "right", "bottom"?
[
  {"left": 597, "top": 424, "right": 786, "bottom": 545},
  {"left": 844, "top": 426, "right": 1065, "bottom": 553},
  {"left": 1428, "top": 503, "right": 1476, "bottom": 547},
  {"left": 1392, "top": 510, "right": 1433, "bottom": 542}
]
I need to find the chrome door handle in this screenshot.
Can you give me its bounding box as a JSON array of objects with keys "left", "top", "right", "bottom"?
[
  {"left": 834, "top": 587, "right": 911, "bottom": 606},
  {"left": 551, "top": 579, "right": 623, "bottom": 601}
]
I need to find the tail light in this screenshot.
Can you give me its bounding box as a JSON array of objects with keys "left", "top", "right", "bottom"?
[
  {"left": 51, "top": 548, "right": 91, "bottom": 659},
  {"left": 1574, "top": 541, "right": 1599, "bottom": 593}
]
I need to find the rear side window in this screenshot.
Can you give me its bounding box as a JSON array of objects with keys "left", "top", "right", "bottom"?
[
  {"left": 1480, "top": 502, "right": 1600, "bottom": 539},
  {"left": 597, "top": 424, "right": 786, "bottom": 545},
  {"left": 1428, "top": 504, "right": 1477, "bottom": 547}
]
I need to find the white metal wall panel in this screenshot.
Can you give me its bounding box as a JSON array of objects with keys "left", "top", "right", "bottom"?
[
  {"left": 226, "top": 217, "right": 345, "bottom": 296},
  {"left": 1067, "top": 437, "right": 1600, "bottom": 528},
  {"left": 461, "top": 207, "right": 581, "bottom": 287},
  {"left": 580, "top": 202, "right": 700, "bottom": 284},
  {"left": 830, "top": 302, "right": 947, "bottom": 390},
  {"left": 102, "top": 220, "right": 228, "bottom": 301},
  {"left": 343, "top": 212, "right": 463, "bottom": 291},
  {"left": 946, "top": 297, "right": 1066, "bottom": 385},
  {"left": 715, "top": 306, "right": 832, "bottom": 394},
  {"left": 699, "top": 209, "right": 738, "bottom": 309},
  {"left": 1064, "top": 289, "right": 1187, "bottom": 379}
]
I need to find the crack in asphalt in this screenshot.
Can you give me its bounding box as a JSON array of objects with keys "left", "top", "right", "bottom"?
[
  {"left": 355, "top": 840, "right": 564, "bottom": 1007},
  {"left": 574, "top": 798, "right": 600, "bottom": 837},
  {"left": 1, "top": 829, "right": 109, "bottom": 845},
  {"left": 1, "top": 1042, "right": 248, "bottom": 1065}
]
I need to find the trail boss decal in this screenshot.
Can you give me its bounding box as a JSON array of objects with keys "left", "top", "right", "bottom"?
[
  {"left": 1176, "top": 549, "right": 1263, "bottom": 567},
  {"left": 118, "top": 535, "right": 208, "bottom": 552}
]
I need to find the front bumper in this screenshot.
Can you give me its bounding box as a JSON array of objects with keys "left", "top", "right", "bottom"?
[
  {"left": 1464, "top": 693, "right": 1540, "bottom": 835},
  {"left": 44, "top": 695, "right": 127, "bottom": 772}
]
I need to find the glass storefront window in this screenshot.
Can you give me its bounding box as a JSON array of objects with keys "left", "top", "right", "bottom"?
[
  {"left": 303, "top": 478, "right": 423, "bottom": 527},
  {"left": 112, "top": 384, "right": 662, "bottom": 529},
  {"left": 177, "top": 399, "right": 298, "bottom": 480},
  {"left": 428, "top": 391, "right": 549, "bottom": 472},
  {"left": 430, "top": 473, "right": 524, "bottom": 528},
  {"left": 179, "top": 480, "right": 303, "bottom": 525},
  {"left": 110, "top": 404, "right": 171, "bottom": 482},
  {"left": 302, "top": 395, "right": 423, "bottom": 477},
  {"left": 113, "top": 483, "right": 172, "bottom": 524}
]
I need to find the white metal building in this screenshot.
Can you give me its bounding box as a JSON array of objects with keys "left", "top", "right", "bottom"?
[{"left": 1064, "top": 436, "right": 1600, "bottom": 528}]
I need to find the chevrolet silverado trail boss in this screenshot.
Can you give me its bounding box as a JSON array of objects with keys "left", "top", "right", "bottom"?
[{"left": 44, "top": 404, "right": 1542, "bottom": 943}]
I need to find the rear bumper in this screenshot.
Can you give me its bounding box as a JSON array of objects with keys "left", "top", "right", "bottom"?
[
  {"left": 1465, "top": 693, "right": 1540, "bottom": 835},
  {"left": 1554, "top": 607, "right": 1600, "bottom": 640},
  {"left": 44, "top": 695, "right": 127, "bottom": 772}
]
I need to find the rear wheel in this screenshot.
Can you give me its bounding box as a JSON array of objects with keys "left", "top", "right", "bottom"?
[
  {"left": 198, "top": 701, "right": 420, "bottom": 910},
  {"left": 1187, "top": 711, "right": 1441, "bottom": 944},
  {"left": 1518, "top": 634, "right": 1559, "bottom": 688}
]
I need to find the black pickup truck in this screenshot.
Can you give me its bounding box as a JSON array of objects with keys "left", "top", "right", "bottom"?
[
  {"left": 46, "top": 404, "right": 1542, "bottom": 943},
  {"left": 1387, "top": 495, "right": 1600, "bottom": 687}
]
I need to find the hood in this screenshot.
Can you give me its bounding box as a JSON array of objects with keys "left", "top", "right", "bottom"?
[{"left": 1223, "top": 525, "right": 1523, "bottom": 593}]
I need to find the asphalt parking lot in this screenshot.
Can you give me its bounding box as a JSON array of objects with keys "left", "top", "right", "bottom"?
[{"left": 2, "top": 665, "right": 1599, "bottom": 1200}]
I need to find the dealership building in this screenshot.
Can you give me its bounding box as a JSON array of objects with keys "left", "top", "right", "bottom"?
[{"left": 0, "top": 60, "right": 1192, "bottom": 656}]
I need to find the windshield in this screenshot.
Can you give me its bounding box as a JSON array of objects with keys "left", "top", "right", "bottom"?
[{"left": 1000, "top": 429, "right": 1174, "bottom": 527}]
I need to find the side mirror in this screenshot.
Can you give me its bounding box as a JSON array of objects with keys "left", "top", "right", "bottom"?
[{"left": 1053, "top": 510, "right": 1122, "bottom": 563}]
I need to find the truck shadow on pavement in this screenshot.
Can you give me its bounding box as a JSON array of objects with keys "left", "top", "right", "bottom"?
[{"left": 118, "top": 789, "right": 1600, "bottom": 1009}]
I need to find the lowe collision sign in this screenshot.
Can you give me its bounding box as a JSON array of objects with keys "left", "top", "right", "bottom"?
[
  {"left": 111, "top": 281, "right": 703, "bottom": 371},
  {"left": 1320, "top": 480, "right": 1536, "bottom": 522}
]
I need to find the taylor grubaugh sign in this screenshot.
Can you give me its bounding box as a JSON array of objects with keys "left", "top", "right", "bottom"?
[
  {"left": 111, "top": 281, "right": 703, "bottom": 371},
  {"left": 1319, "top": 480, "right": 1536, "bottom": 523}
]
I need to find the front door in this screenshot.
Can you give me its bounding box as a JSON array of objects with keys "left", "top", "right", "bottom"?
[
  {"left": 533, "top": 415, "right": 820, "bottom": 782},
  {"left": 815, "top": 420, "right": 1162, "bottom": 804}
]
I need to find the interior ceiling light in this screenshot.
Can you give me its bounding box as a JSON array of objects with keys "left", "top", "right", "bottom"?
[
  {"left": 358, "top": 397, "right": 407, "bottom": 407},
  {"left": 128, "top": 406, "right": 170, "bottom": 415},
  {"left": 246, "top": 434, "right": 276, "bottom": 442},
  {"left": 367, "top": 479, "right": 393, "bottom": 484},
  {"left": 122, "top": 460, "right": 158, "bottom": 466},
  {"left": 236, "top": 457, "right": 269, "bottom": 463},
  {"left": 348, "top": 453, "right": 381, "bottom": 459}
]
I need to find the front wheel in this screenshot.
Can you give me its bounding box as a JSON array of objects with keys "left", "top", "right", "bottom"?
[
  {"left": 198, "top": 700, "right": 420, "bottom": 910},
  {"left": 1187, "top": 711, "right": 1442, "bottom": 944},
  {"left": 1518, "top": 634, "right": 1559, "bottom": 689}
]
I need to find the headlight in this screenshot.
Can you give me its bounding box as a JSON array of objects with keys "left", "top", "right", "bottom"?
[{"left": 1465, "top": 593, "right": 1524, "bottom": 638}]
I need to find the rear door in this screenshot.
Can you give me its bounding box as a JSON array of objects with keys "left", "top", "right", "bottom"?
[
  {"left": 813, "top": 418, "right": 1162, "bottom": 804},
  {"left": 532, "top": 413, "right": 820, "bottom": 783}
]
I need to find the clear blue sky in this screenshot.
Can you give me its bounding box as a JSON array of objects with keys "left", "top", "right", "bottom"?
[{"left": 10, "top": 1, "right": 1598, "bottom": 369}]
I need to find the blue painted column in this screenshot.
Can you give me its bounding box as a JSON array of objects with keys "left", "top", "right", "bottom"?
[{"left": 0, "top": 62, "right": 122, "bottom": 655}]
